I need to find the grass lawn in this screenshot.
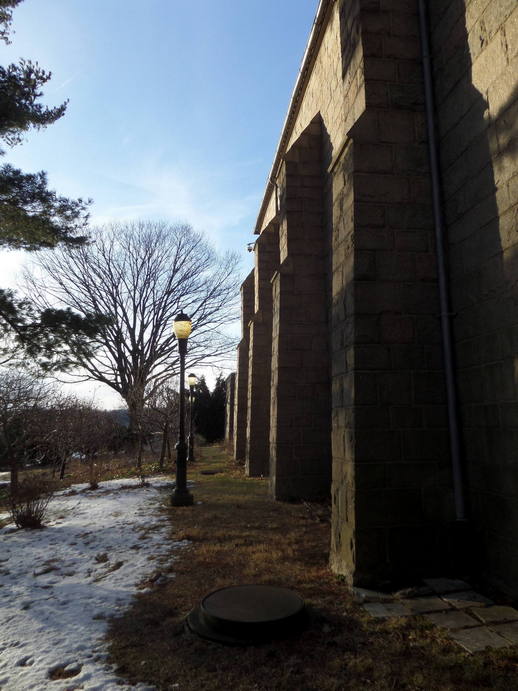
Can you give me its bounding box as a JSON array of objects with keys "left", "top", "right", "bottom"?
[{"left": 106, "top": 444, "right": 518, "bottom": 690}]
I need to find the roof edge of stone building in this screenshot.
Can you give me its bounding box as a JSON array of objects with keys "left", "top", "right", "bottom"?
[{"left": 253, "top": 0, "right": 334, "bottom": 235}]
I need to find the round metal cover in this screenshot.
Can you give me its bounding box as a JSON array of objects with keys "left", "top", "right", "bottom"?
[{"left": 186, "top": 584, "right": 306, "bottom": 645}]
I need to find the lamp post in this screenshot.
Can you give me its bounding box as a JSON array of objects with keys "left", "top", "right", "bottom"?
[
  {"left": 187, "top": 372, "right": 198, "bottom": 463},
  {"left": 171, "top": 311, "right": 194, "bottom": 507}
]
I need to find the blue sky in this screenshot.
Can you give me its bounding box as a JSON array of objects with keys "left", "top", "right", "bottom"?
[
  {"left": 1, "top": 0, "right": 318, "bottom": 405},
  {"left": 3, "top": 0, "right": 317, "bottom": 258}
]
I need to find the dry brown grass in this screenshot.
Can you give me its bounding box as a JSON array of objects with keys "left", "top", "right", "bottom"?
[{"left": 106, "top": 445, "right": 518, "bottom": 691}]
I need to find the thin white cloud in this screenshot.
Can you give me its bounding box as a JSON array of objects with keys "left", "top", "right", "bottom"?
[{"left": 89, "top": 161, "right": 260, "bottom": 250}]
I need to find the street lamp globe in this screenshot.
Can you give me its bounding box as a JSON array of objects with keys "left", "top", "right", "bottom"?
[
  {"left": 187, "top": 373, "right": 198, "bottom": 387},
  {"left": 173, "top": 312, "right": 192, "bottom": 340}
]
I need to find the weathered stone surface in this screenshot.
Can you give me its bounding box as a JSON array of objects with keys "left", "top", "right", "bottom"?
[
  {"left": 424, "top": 610, "right": 480, "bottom": 630},
  {"left": 449, "top": 626, "right": 510, "bottom": 653},
  {"left": 352, "top": 587, "right": 394, "bottom": 604},
  {"left": 401, "top": 596, "right": 451, "bottom": 614},
  {"left": 442, "top": 591, "right": 494, "bottom": 610},
  {"left": 233, "top": 271, "right": 254, "bottom": 463},
  {"left": 246, "top": 223, "right": 279, "bottom": 478},
  {"left": 472, "top": 606, "right": 518, "bottom": 625},
  {"left": 490, "top": 622, "right": 518, "bottom": 644},
  {"left": 235, "top": 0, "right": 518, "bottom": 600},
  {"left": 225, "top": 372, "right": 236, "bottom": 442},
  {"left": 269, "top": 117, "right": 331, "bottom": 502},
  {"left": 423, "top": 578, "right": 471, "bottom": 594},
  {"left": 362, "top": 602, "right": 412, "bottom": 618}
]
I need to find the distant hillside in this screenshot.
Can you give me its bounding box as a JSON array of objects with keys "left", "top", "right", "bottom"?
[{"left": 108, "top": 409, "right": 130, "bottom": 428}]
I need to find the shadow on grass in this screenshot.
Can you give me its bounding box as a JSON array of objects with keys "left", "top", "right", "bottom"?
[{"left": 107, "top": 445, "right": 518, "bottom": 691}]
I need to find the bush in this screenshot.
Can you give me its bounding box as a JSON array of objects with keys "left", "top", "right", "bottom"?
[
  {"left": 88, "top": 456, "right": 104, "bottom": 490},
  {"left": 9, "top": 474, "right": 56, "bottom": 529}
]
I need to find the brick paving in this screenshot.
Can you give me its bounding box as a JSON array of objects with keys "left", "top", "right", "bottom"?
[{"left": 360, "top": 578, "right": 518, "bottom": 653}]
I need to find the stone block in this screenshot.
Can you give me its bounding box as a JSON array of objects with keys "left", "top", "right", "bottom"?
[
  {"left": 363, "top": 56, "right": 397, "bottom": 81},
  {"left": 386, "top": 204, "right": 433, "bottom": 229},
  {"left": 356, "top": 463, "right": 386, "bottom": 489},
  {"left": 355, "top": 202, "right": 386, "bottom": 227},
  {"left": 354, "top": 372, "right": 379, "bottom": 404},
  {"left": 398, "top": 282, "right": 440, "bottom": 315},
  {"left": 352, "top": 587, "right": 393, "bottom": 603},
  {"left": 390, "top": 406, "right": 423, "bottom": 428},
  {"left": 413, "top": 372, "right": 446, "bottom": 404},
  {"left": 383, "top": 35, "right": 420, "bottom": 60},
  {"left": 379, "top": 372, "right": 412, "bottom": 405},
  {"left": 401, "top": 596, "right": 451, "bottom": 614},
  {"left": 389, "top": 82, "right": 425, "bottom": 110},
  {"left": 472, "top": 606, "right": 518, "bottom": 625},
  {"left": 449, "top": 626, "right": 510, "bottom": 653},
  {"left": 378, "top": 251, "right": 418, "bottom": 282},
  {"left": 423, "top": 577, "right": 471, "bottom": 594},
  {"left": 355, "top": 173, "right": 409, "bottom": 203},
  {"left": 362, "top": 32, "right": 383, "bottom": 57},
  {"left": 490, "top": 622, "right": 518, "bottom": 644},
  {"left": 354, "top": 344, "right": 391, "bottom": 369},
  {"left": 401, "top": 430, "right": 449, "bottom": 461},
  {"left": 386, "top": 461, "right": 437, "bottom": 489},
  {"left": 424, "top": 610, "right": 480, "bottom": 630},
  {"left": 362, "top": 601, "right": 412, "bottom": 618},
  {"left": 394, "top": 144, "right": 429, "bottom": 173},
  {"left": 355, "top": 281, "right": 400, "bottom": 313},
  {"left": 356, "top": 487, "right": 423, "bottom": 528},
  {"left": 380, "top": 313, "right": 414, "bottom": 343},
  {"left": 355, "top": 228, "right": 394, "bottom": 250},
  {"left": 390, "top": 344, "right": 427, "bottom": 370},
  {"left": 442, "top": 591, "right": 494, "bottom": 610},
  {"left": 378, "top": 110, "right": 416, "bottom": 143},
  {"left": 394, "top": 229, "right": 430, "bottom": 251},
  {"left": 355, "top": 430, "right": 401, "bottom": 462},
  {"left": 355, "top": 143, "right": 393, "bottom": 172},
  {"left": 365, "top": 81, "right": 389, "bottom": 107},
  {"left": 355, "top": 406, "right": 390, "bottom": 429},
  {"left": 397, "top": 58, "right": 423, "bottom": 84}
]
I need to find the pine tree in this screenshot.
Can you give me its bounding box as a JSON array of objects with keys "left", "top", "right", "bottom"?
[
  {"left": 0, "top": 0, "right": 105, "bottom": 369},
  {"left": 192, "top": 374, "right": 227, "bottom": 443}
]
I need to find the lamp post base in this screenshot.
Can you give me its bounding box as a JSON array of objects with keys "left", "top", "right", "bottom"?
[{"left": 171, "top": 488, "right": 194, "bottom": 506}]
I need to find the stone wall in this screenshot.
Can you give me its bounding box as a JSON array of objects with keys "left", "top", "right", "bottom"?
[
  {"left": 235, "top": 0, "right": 518, "bottom": 598},
  {"left": 269, "top": 117, "right": 331, "bottom": 501},
  {"left": 330, "top": 0, "right": 454, "bottom": 587},
  {"left": 429, "top": 0, "right": 518, "bottom": 597},
  {"left": 225, "top": 372, "right": 236, "bottom": 442},
  {"left": 246, "top": 222, "right": 279, "bottom": 477},
  {"left": 233, "top": 271, "right": 254, "bottom": 462}
]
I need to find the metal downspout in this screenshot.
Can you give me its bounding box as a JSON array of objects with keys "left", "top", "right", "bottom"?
[{"left": 417, "top": 0, "right": 467, "bottom": 521}]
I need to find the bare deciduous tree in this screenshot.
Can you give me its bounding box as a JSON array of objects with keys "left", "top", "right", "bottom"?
[
  {"left": 146, "top": 381, "right": 180, "bottom": 470},
  {"left": 0, "top": 369, "right": 49, "bottom": 493},
  {"left": 26, "top": 221, "right": 241, "bottom": 436}
]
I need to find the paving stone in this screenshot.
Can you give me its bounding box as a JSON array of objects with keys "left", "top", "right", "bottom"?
[
  {"left": 423, "top": 610, "right": 481, "bottom": 630},
  {"left": 353, "top": 587, "right": 394, "bottom": 604},
  {"left": 442, "top": 591, "right": 494, "bottom": 609},
  {"left": 449, "top": 626, "right": 510, "bottom": 653},
  {"left": 472, "top": 606, "right": 518, "bottom": 625},
  {"left": 423, "top": 577, "right": 471, "bottom": 594},
  {"left": 402, "top": 596, "right": 452, "bottom": 614},
  {"left": 395, "top": 585, "right": 434, "bottom": 598},
  {"left": 490, "top": 622, "right": 518, "bottom": 644},
  {"left": 362, "top": 602, "right": 412, "bottom": 618}
]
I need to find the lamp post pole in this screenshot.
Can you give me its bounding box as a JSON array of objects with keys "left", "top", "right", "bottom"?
[
  {"left": 187, "top": 373, "right": 197, "bottom": 463},
  {"left": 171, "top": 312, "right": 194, "bottom": 507}
]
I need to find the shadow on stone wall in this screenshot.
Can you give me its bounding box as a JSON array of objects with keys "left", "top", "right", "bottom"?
[{"left": 431, "top": 2, "right": 518, "bottom": 595}]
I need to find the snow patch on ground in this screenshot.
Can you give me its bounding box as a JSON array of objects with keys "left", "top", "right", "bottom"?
[{"left": 0, "top": 475, "right": 184, "bottom": 690}]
